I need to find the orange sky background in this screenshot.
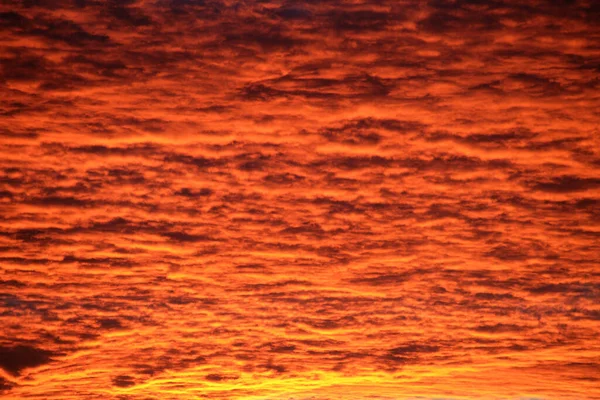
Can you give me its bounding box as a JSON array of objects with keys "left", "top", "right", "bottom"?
[{"left": 1, "top": 0, "right": 599, "bottom": 398}]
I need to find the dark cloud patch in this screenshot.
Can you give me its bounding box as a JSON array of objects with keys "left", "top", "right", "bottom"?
[
  {"left": 237, "top": 156, "right": 270, "bottom": 171},
  {"left": 0, "top": 52, "right": 50, "bottom": 82},
  {"left": 581, "top": 310, "right": 600, "bottom": 321},
  {"left": 529, "top": 282, "right": 599, "bottom": 297},
  {"left": 275, "top": 6, "right": 312, "bottom": 20},
  {"left": 87, "top": 217, "right": 133, "bottom": 233},
  {"left": 328, "top": 9, "right": 393, "bottom": 33},
  {"left": 61, "top": 255, "right": 135, "bottom": 268},
  {"left": 159, "top": 0, "right": 223, "bottom": 17},
  {"left": 0, "top": 256, "right": 52, "bottom": 265},
  {"left": 425, "top": 203, "right": 463, "bottom": 220},
  {"left": 328, "top": 131, "right": 382, "bottom": 146},
  {"left": 330, "top": 156, "right": 392, "bottom": 170},
  {"left": 64, "top": 55, "right": 128, "bottom": 78},
  {"left": 14, "top": 228, "right": 51, "bottom": 242},
  {"left": 395, "top": 154, "right": 512, "bottom": 172},
  {"left": 349, "top": 272, "right": 418, "bottom": 286},
  {"left": 107, "top": 3, "right": 153, "bottom": 27},
  {"left": 235, "top": 263, "right": 268, "bottom": 271},
  {"left": 31, "top": 17, "right": 110, "bottom": 46},
  {"left": 485, "top": 244, "right": 529, "bottom": 261},
  {"left": 532, "top": 176, "right": 600, "bottom": 193},
  {"left": 241, "top": 73, "right": 391, "bottom": 101},
  {"left": 382, "top": 344, "right": 440, "bottom": 364},
  {"left": 174, "top": 187, "right": 213, "bottom": 197},
  {"left": 265, "top": 343, "right": 296, "bottom": 353},
  {"left": 131, "top": 363, "right": 159, "bottom": 376},
  {"left": 27, "top": 195, "right": 90, "bottom": 207},
  {"left": 205, "top": 373, "right": 238, "bottom": 382},
  {"left": 0, "top": 376, "right": 12, "bottom": 392},
  {"left": 310, "top": 197, "right": 357, "bottom": 214},
  {"left": 166, "top": 295, "right": 215, "bottom": 306},
  {"left": 97, "top": 318, "right": 124, "bottom": 330},
  {"left": 263, "top": 173, "right": 306, "bottom": 185},
  {"left": 303, "top": 318, "right": 346, "bottom": 330},
  {"left": 462, "top": 130, "right": 538, "bottom": 146},
  {"left": 418, "top": 3, "right": 503, "bottom": 34},
  {"left": 105, "top": 168, "right": 146, "bottom": 185},
  {"left": 318, "top": 118, "right": 405, "bottom": 145},
  {"left": 280, "top": 223, "right": 324, "bottom": 235},
  {"left": 507, "top": 73, "right": 564, "bottom": 96},
  {"left": 258, "top": 362, "right": 286, "bottom": 373},
  {"left": 389, "top": 344, "right": 440, "bottom": 355},
  {"left": 350, "top": 118, "right": 426, "bottom": 133},
  {"left": 0, "top": 345, "right": 54, "bottom": 376},
  {"left": 474, "top": 292, "right": 517, "bottom": 301},
  {"left": 164, "top": 154, "right": 224, "bottom": 169},
  {"left": 0, "top": 11, "right": 29, "bottom": 29},
  {"left": 162, "top": 231, "right": 214, "bottom": 243},
  {"left": 112, "top": 375, "right": 136, "bottom": 388},
  {"left": 224, "top": 25, "right": 301, "bottom": 51},
  {"left": 574, "top": 198, "right": 599, "bottom": 211},
  {"left": 0, "top": 279, "right": 26, "bottom": 288},
  {"left": 239, "top": 83, "right": 289, "bottom": 101},
  {"left": 473, "top": 324, "right": 527, "bottom": 334},
  {"left": 244, "top": 280, "right": 313, "bottom": 291}
]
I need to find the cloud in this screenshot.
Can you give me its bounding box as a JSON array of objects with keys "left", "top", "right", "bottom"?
[
  {"left": 532, "top": 176, "right": 600, "bottom": 193},
  {"left": 0, "top": 345, "right": 54, "bottom": 376},
  {"left": 473, "top": 323, "right": 528, "bottom": 334},
  {"left": 205, "top": 373, "right": 239, "bottom": 382},
  {"left": 112, "top": 374, "right": 136, "bottom": 388},
  {"left": 0, "top": 0, "right": 599, "bottom": 398},
  {"left": 0, "top": 377, "right": 13, "bottom": 392}
]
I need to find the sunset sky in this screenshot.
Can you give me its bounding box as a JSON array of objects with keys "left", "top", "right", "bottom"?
[{"left": 1, "top": 0, "right": 600, "bottom": 398}]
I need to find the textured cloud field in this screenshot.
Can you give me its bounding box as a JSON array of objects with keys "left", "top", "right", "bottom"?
[{"left": 1, "top": 0, "right": 600, "bottom": 398}]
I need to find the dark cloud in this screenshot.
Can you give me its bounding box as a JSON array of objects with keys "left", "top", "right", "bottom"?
[
  {"left": 275, "top": 6, "right": 312, "bottom": 20},
  {"left": 162, "top": 231, "right": 214, "bottom": 243},
  {"left": 349, "top": 272, "right": 418, "bottom": 286},
  {"left": 174, "top": 187, "right": 213, "bottom": 197},
  {"left": 0, "top": 11, "right": 29, "bottom": 29},
  {"left": 0, "top": 345, "right": 54, "bottom": 376},
  {"left": 112, "top": 374, "right": 136, "bottom": 388},
  {"left": 529, "top": 282, "right": 599, "bottom": 296},
  {"left": 205, "top": 373, "right": 238, "bottom": 382},
  {"left": 0, "top": 52, "right": 50, "bottom": 82},
  {"left": 27, "top": 195, "right": 90, "bottom": 207},
  {"left": 382, "top": 344, "right": 441, "bottom": 365},
  {"left": 473, "top": 324, "right": 528, "bottom": 334},
  {"left": 107, "top": 3, "right": 152, "bottom": 27},
  {"left": 97, "top": 318, "right": 124, "bottom": 330},
  {"left": 31, "top": 17, "right": 110, "bottom": 46},
  {"left": 224, "top": 26, "right": 301, "bottom": 51},
  {"left": 388, "top": 344, "right": 440, "bottom": 355},
  {"left": 328, "top": 10, "right": 394, "bottom": 32},
  {"left": 532, "top": 176, "right": 600, "bottom": 193},
  {"left": 474, "top": 292, "right": 517, "bottom": 301},
  {"left": 0, "top": 377, "right": 12, "bottom": 392}
]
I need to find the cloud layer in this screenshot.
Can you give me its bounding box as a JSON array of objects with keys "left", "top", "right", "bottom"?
[{"left": 1, "top": 0, "right": 599, "bottom": 398}]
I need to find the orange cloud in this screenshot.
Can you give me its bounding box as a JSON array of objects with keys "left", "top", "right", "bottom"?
[{"left": 1, "top": 0, "right": 599, "bottom": 398}]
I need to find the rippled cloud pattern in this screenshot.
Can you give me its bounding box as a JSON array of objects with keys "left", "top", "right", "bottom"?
[{"left": 1, "top": 0, "right": 599, "bottom": 398}]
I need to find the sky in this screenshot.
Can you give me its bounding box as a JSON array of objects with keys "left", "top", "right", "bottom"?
[{"left": 0, "top": 0, "right": 599, "bottom": 398}]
